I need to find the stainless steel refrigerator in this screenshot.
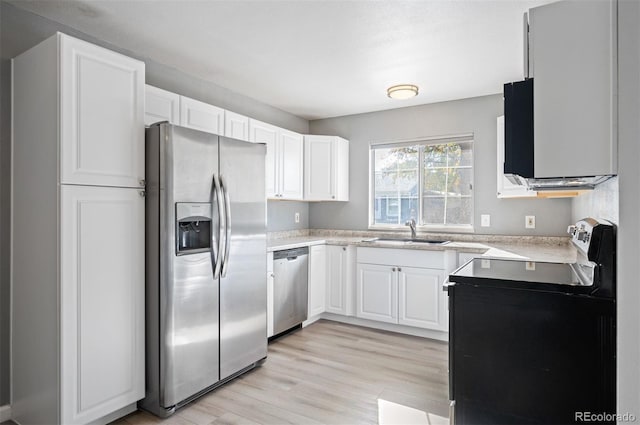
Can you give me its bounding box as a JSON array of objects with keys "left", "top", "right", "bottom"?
[{"left": 141, "top": 123, "right": 267, "bottom": 417}]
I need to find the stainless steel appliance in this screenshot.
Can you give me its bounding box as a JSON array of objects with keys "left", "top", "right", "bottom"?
[
  {"left": 141, "top": 123, "right": 267, "bottom": 417},
  {"left": 273, "top": 247, "right": 309, "bottom": 335},
  {"left": 447, "top": 218, "right": 616, "bottom": 424},
  {"left": 503, "top": 79, "right": 614, "bottom": 191}
]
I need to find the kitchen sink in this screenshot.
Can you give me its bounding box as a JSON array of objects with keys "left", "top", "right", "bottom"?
[{"left": 362, "top": 238, "right": 450, "bottom": 245}]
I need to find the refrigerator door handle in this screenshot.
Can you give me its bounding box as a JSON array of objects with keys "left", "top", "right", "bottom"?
[
  {"left": 220, "top": 174, "right": 232, "bottom": 278},
  {"left": 212, "top": 174, "right": 225, "bottom": 279}
]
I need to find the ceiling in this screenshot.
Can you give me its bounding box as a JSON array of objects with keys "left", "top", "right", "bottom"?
[{"left": 10, "top": 0, "right": 555, "bottom": 120}]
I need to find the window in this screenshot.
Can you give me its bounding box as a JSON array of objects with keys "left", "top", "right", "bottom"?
[{"left": 370, "top": 136, "right": 473, "bottom": 229}]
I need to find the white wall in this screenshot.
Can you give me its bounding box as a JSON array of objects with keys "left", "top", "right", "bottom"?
[
  {"left": 268, "top": 201, "right": 309, "bottom": 232},
  {"left": 0, "top": 2, "right": 9, "bottom": 405},
  {"left": 571, "top": 177, "right": 618, "bottom": 224},
  {"left": 309, "top": 94, "right": 573, "bottom": 235},
  {"left": 615, "top": 0, "right": 640, "bottom": 419},
  {"left": 573, "top": 1, "right": 640, "bottom": 419}
]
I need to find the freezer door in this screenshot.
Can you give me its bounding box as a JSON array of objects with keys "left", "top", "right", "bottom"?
[
  {"left": 219, "top": 137, "right": 268, "bottom": 379},
  {"left": 161, "top": 125, "right": 221, "bottom": 407}
]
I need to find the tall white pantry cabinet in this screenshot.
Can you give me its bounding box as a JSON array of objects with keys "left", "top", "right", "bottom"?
[{"left": 11, "top": 33, "right": 145, "bottom": 424}]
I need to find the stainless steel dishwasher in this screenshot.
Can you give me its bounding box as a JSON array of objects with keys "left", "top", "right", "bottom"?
[{"left": 273, "top": 247, "right": 309, "bottom": 335}]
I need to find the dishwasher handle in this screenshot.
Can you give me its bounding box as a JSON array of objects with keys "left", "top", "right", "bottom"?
[{"left": 274, "top": 246, "right": 309, "bottom": 260}]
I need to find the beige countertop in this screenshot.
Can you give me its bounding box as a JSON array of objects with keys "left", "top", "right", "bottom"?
[{"left": 267, "top": 234, "right": 577, "bottom": 264}]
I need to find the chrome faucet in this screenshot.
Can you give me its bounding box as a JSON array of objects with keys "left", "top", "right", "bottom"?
[{"left": 405, "top": 218, "right": 417, "bottom": 239}]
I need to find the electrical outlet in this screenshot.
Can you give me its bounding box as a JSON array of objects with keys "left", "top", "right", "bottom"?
[
  {"left": 526, "top": 215, "right": 536, "bottom": 229},
  {"left": 481, "top": 214, "right": 491, "bottom": 227},
  {"left": 294, "top": 212, "right": 300, "bottom": 224}
]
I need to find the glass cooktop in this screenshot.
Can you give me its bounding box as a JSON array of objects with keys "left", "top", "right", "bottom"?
[{"left": 451, "top": 258, "right": 592, "bottom": 288}]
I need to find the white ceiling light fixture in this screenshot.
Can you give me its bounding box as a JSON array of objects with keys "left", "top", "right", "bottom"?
[{"left": 387, "top": 84, "right": 419, "bottom": 99}]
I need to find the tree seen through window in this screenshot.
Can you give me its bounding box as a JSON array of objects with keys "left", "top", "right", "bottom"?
[{"left": 372, "top": 140, "right": 473, "bottom": 228}]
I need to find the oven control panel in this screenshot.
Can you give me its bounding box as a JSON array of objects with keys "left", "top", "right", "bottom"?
[{"left": 568, "top": 218, "right": 614, "bottom": 264}]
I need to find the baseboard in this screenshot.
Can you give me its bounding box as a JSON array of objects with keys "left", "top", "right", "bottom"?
[
  {"left": 318, "top": 313, "right": 449, "bottom": 342},
  {"left": 0, "top": 404, "right": 12, "bottom": 422},
  {"left": 302, "top": 314, "right": 322, "bottom": 328}
]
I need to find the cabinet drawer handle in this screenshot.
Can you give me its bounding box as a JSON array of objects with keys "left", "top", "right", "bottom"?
[
  {"left": 392, "top": 267, "right": 396, "bottom": 272},
  {"left": 397, "top": 267, "right": 402, "bottom": 272},
  {"left": 342, "top": 247, "right": 346, "bottom": 251}
]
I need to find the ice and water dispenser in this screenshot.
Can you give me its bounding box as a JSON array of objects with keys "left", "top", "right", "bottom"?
[{"left": 175, "top": 202, "right": 212, "bottom": 255}]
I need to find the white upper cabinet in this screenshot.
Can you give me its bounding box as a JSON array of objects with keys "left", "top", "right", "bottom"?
[
  {"left": 145, "top": 85, "right": 179, "bottom": 126},
  {"left": 60, "top": 34, "right": 145, "bottom": 188},
  {"left": 224, "top": 110, "right": 250, "bottom": 142},
  {"left": 279, "top": 130, "right": 304, "bottom": 200},
  {"left": 141, "top": 91, "right": 305, "bottom": 200},
  {"left": 249, "top": 119, "right": 279, "bottom": 197},
  {"left": 528, "top": 0, "right": 617, "bottom": 178},
  {"left": 304, "top": 135, "right": 349, "bottom": 201},
  {"left": 179, "top": 96, "right": 224, "bottom": 135},
  {"left": 497, "top": 116, "right": 536, "bottom": 198},
  {"left": 305, "top": 136, "right": 333, "bottom": 200},
  {"left": 251, "top": 118, "right": 304, "bottom": 200}
]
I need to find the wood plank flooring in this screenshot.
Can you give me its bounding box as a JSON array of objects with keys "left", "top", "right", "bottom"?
[{"left": 114, "top": 320, "right": 449, "bottom": 425}]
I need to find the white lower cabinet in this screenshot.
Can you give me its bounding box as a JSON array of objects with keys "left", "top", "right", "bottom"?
[
  {"left": 356, "top": 264, "right": 398, "bottom": 324},
  {"left": 267, "top": 252, "right": 275, "bottom": 338},
  {"left": 270, "top": 244, "right": 446, "bottom": 334},
  {"left": 398, "top": 267, "right": 447, "bottom": 331},
  {"left": 60, "top": 186, "right": 145, "bottom": 424},
  {"left": 356, "top": 247, "right": 448, "bottom": 332},
  {"left": 325, "top": 245, "right": 349, "bottom": 315},
  {"left": 308, "top": 245, "right": 327, "bottom": 317}
]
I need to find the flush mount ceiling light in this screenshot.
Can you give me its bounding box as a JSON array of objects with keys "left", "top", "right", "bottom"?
[{"left": 387, "top": 84, "right": 419, "bottom": 99}]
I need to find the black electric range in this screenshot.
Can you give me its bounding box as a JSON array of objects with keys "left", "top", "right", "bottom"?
[{"left": 447, "top": 218, "right": 616, "bottom": 425}]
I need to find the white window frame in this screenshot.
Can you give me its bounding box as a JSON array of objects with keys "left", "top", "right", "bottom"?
[{"left": 368, "top": 134, "right": 475, "bottom": 232}]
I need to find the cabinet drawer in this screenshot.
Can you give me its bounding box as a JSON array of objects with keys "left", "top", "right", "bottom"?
[{"left": 357, "top": 247, "right": 444, "bottom": 269}]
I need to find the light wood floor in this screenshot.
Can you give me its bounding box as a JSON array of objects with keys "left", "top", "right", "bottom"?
[{"left": 114, "top": 320, "right": 449, "bottom": 425}]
